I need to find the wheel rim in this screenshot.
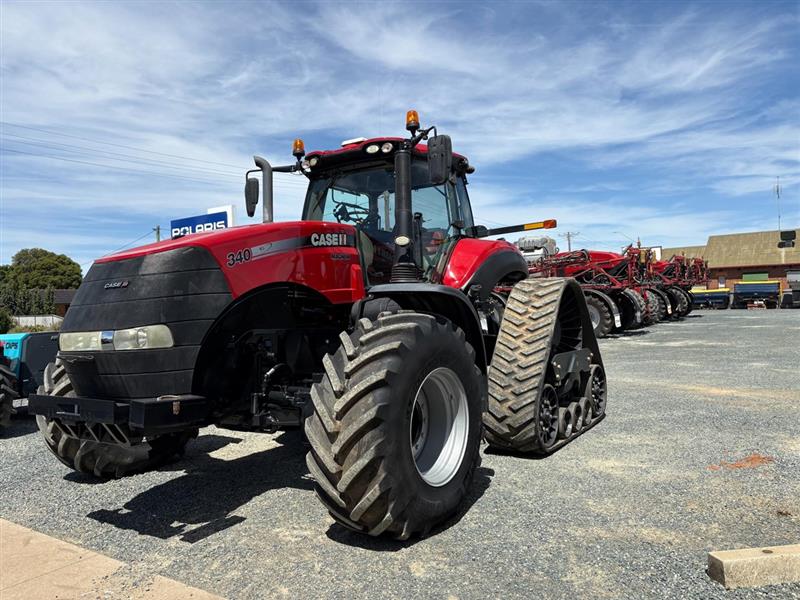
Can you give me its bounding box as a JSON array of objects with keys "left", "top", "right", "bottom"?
[{"left": 410, "top": 367, "right": 469, "bottom": 487}]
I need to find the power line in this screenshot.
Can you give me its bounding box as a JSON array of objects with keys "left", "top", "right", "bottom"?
[
  {"left": 0, "top": 120, "right": 244, "bottom": 169},
  {"left": 1, "top": 143, "right": 309, "bottom": 189},
  {"left": 1, "top": 147, "right": 235, "bottom": 186},
  {"left": 1, "top": 132, "right": 244, "bottom": 179}
]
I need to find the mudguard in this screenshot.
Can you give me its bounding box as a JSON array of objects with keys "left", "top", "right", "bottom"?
[
  {"left": 650, "top": 287, "right": 673, "bottom": 316},
  {"left": 621, "top": 288, "right": 644, "bottom": 325},
  {"left": 360, "top": 283, "right": 487, "bottom": 372}
]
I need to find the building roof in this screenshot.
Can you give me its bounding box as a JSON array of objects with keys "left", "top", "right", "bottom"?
[
  {"left": 661, "top": 245, "right": 707, "bottom": 259},
  {"left": 665, "top": 229, "right": 799, "bottom": 269}
]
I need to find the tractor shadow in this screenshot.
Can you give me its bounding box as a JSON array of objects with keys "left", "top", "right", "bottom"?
[
  {"left": 86, "top": 430, "right": 313, "bottom": 543},
  {"left": 0, "top": 418, "right": 38, "bottom": 439},
  {"left": 324, "top": 465, "right": 495, "bottom": 551}
]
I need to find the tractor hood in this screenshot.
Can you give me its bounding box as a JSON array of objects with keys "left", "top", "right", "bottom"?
[
  {"left": 95, "top": 221, "right": 364, "bottom": 302},
  {"left": 60, "top": 220, "right": 365, "bottom": 400}
]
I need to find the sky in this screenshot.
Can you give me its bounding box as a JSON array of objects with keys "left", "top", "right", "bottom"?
[{"left": 1, "top": 0, "right": 798, "bottom": 268}]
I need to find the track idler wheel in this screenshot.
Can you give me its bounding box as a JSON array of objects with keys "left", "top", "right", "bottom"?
[
  {"left": 585, "top": 364, "right": 607, "bottom": 419},
  {"left": 483, "top": 278, "right": 606, "bottom": 455}
]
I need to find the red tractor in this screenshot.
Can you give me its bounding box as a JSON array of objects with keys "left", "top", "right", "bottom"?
[{"left": 28, "top": 112, "right": 606, "bottom": 539}]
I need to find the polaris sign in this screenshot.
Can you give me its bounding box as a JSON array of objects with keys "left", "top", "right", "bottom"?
[{"left": 171, "top": 211, "right": 229, "bottom": 239}]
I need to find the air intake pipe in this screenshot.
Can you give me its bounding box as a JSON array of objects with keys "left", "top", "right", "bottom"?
[{"left": 253, "top": 155, "right": 273, "bottom": 223}]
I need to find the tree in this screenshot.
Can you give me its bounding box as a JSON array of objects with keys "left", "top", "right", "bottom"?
[
  {"left": 0, "top": 306, "right": 12, "bottom": 334},
  {"left": 7, "top": 248, "right": 82, "bottom": 289}
]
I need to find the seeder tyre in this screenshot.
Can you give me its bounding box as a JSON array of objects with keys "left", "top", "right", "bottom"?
[
  {"left": 483, "top": 278, "right": 605, "bottom": 454},
  {"left": 643, "top": 291, "right": 660, "bottom": 326},
  {"left": 584, "top": 294, "right": 614, "bottom": 338},
  {"left": 666, "top": 287, "right": 689, "bottom": 317},
  {"left": 35, "top": 360, "right": 196, "bottom": 478},
  {"left": 305, "top": 311, "right": 483, "bottom": 540}
]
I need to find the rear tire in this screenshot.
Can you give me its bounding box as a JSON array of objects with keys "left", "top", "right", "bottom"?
[
  {"left": 653, "top": 292, "right": 669, "bottom": 321},
  {"left": 0, "top": 363, "right": 19, "bottom": 429},
  {"left": 305, "top": 311, "right": 483, "bottom": 540},
  {"left": 585, "top": 295, "right": 613, "bottom": 338},
  {"left": 35, "top": 360, "right": 197, "bottom": 478},
  {"left": 643, "top": 291, "right": 660, "bottom": 325}
]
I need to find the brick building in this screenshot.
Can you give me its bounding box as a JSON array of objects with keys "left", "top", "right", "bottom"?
[{"left": 662, "top": 228, "right": 799, "bottom": 291}]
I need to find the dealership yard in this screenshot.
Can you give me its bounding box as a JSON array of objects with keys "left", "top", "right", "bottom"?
[{"left": 1, "top": 310, "right": 798, "bottom": 599}]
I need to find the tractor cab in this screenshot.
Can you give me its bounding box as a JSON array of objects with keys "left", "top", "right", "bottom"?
[{"left": 300, "top": 138, "right": 475, "bottom": 284}]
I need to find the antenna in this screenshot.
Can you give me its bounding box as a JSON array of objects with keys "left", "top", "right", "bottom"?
[{"left": 774, "top": 176, "right": 782, "bottom": 231}]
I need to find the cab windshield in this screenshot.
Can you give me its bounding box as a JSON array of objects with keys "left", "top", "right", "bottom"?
[{"left": 303, "top": 160, "right": 474, "bottom": 283}]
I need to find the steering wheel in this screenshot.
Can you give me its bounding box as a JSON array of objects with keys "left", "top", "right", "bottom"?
[{"left": 333, "top": 201, "right": 370, "bottom": 225}]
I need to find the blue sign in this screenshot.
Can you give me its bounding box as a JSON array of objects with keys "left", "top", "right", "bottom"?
[{"left": 171, "top": 211, "right": 229, "bottom": 239}]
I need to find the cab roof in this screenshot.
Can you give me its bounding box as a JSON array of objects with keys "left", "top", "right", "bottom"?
[{"left": 305, "top": 137, "right": 469, "bottom": 172}]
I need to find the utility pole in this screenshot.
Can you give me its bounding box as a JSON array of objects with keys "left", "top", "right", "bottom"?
[
  {"left": 560, "top": 231, "right": 579, "bottom": 252},
  {"left": 153, "top": 225, "right": 161, "bottom": 242},
  {"left": 774, "top": 176, "right": 782, "bottom": 231}
]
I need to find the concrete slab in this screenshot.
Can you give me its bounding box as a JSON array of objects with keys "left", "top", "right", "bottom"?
[
  {"left": 0, "top": 519, "right": 223, "bottom": 599},
  {"left": 708, "top": 543, "right": 800, "bottom": 589}
]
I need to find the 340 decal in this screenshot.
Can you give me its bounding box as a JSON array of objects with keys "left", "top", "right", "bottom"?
[{"left": 226, "top": 248, "right": 251, "bottom": 266}]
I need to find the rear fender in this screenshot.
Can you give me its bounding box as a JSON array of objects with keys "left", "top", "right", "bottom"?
[
  {"left": 620, "top": 289, "right": 644, "bottom": 324},
  {"left": 358, "top": 284, "right": 487, "bottom": 372},
  {"left": 649, "top": 287, "right": 673, "bottom": 316}
]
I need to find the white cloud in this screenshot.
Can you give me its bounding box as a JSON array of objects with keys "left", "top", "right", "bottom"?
[{"left": 1, "top": 1, "right": 798, "bottom": 266}]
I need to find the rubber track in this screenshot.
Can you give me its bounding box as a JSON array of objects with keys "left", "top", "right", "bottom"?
[
  {"left": 483, "top": 278, "right": 566, "bottom": 453},
  {"left": 0, "top": 363, "right": 19, "bottom": 428}
]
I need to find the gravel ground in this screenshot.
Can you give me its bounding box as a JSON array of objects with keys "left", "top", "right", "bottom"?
[{"left": 1, "top": 309, "right": 799, "bottom": 599}]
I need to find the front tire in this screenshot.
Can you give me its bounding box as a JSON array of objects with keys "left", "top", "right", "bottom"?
[
  {"left": 0, "top": 363, "right": 19, "bottom": 429},
  {"left": 36, "top": 360, "right": 197, "bottom": 478},
  {"left": 305, "top": 311, "right": 483, "bottom": 540}
]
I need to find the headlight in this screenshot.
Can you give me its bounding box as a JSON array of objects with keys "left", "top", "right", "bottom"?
[
  {"left": 365, "top": 144, "right": 380, "bottom": 154},
  {"left": 381, "top": 142, "right": 393, "bottom": 153},
  {"left": 59, "top": 331, "right": 102, "bottom": 351},
  {"left": 60, "top": 325, "right": 174, "bottom": 352},
  {"left": 114, "top": 325, "right": 173, "bottom": 350}
]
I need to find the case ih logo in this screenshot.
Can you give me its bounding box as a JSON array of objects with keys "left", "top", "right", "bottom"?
[
  {"left": 104, "top": 280, "right": 129, "bottom": 290},
  {"left": 310, "top": 233, "right": 348, "bottom": 247}
]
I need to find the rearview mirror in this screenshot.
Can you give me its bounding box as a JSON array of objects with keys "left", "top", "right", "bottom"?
[
  {"left": 245, "top": 178, "right": 260, "bottom": 217},
  {"left": 427, "top": 134, "right": 452, "bottom": 185},
  {"left": 464, "top": 225, "right": 489, "bottom": 238}
]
